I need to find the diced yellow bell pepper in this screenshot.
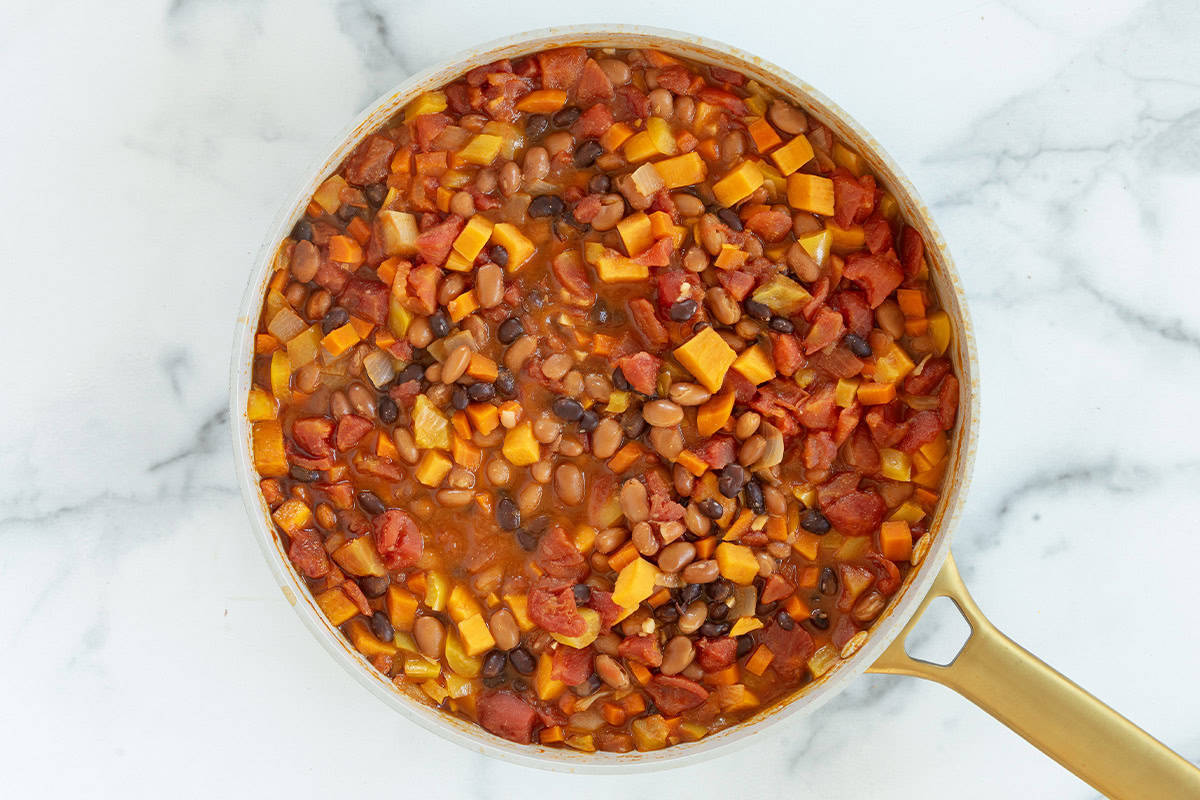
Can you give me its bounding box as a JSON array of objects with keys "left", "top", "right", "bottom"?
[
  {"left": 387, "top": 585, "right": 419, "bottom": 631},
  {"left": 332, "top": 535, "right": 387, "bottom": 577},
  {"left": 920, "top": 431, "right": 948, "bottom": 465},
  {"left": 873, "top": 342, "right": 916, "bottom": 384},
  {"left": 447, "top": 584, "right": 483, "bottom": 624},
  {"left": 595, "top": 252, "right": 650, "bottom": 283},
  {"left": 913, "top": 458, "right": 948, "bottom": 489},
  {"left": 832, "top": 141, "right": 866, "bottom": 175},
  {"left": 836, "top": 378, "right": 860, "bottom": 408},
  {"left": 312, "top": 174, "right": 348, "bottom": 215},
  {"left": 424, "top": 571, "right": 450, "bottom": 613},
  {"left": 786, "top": 173, "right": 835, "bottom": 216},
  {"left": 444, "top": 673, "right": 475, "bottom": 699},
  {"left": 415, "top": 450, "right": 452, "bottom": 487},
  {"left": 617, "top": 212, "right": 654, "bottom": 257},
  {"left": 623, "top": 117, "right": 676, "bottom": 163},
  {"left": 879, "top": 448, "right": 912, "bottom": 482},
  {"left": 388, "top": 288, "right": 414, "bottom": 339},
  {"left": 797, "top": 229, "right": 832, "bottom": 266},
  {"left": 551, "top": 608, "right": 601, "bottom": 649},
  {"left": 928, "top": 310, "right": 952, "bottom": 355},
  {"left": 751, "top": 274, "right": 812, "bottom": 315},
  {"left": 731, "top": 344, "right": 776, "bottom": 386},
  {"left": 314, "top": 587, "right": 359, "bottom": 626},
  {"left": 715, "top": 542, "right": 759, "bottom": 584},
  {"left": 718, "top": 683, "right": 760, "bottom": 711},
  {"left": 421, "top": 679, "right": 449, "bottom": 705},
  {"left": 457, "top": 134, "right": 503, "bottom": 166},
  {"left": 412, "top": 394, "right": 451, "bottom": 450},
  {"left": 888, "top": 500, "right": 926, "bottom": 524},
  {"left": 285, "top": 325, "right": 322, "bottom": 368},
  {"left": 404, "top": 655, "right": 441, "bottom": 680},
  {"left": 269, "top": 350, "right": 291, "bottom": 401},
  {"left": 452, "top": 214, "right": 494, "bottom": 261},
  {"left": 251, "top": 420, "right": 288, "bottom": 477},
  {"left": 534, "top": 651, "right": 565, "bottom": 700},
  {"left": 771, "top": 134, "right": 815, "bottom": 176},
  {"left": 712, "top": 160, "right": 764, "bottom": 208},
  {"left": 653, "top": 152, "right": 707, "bottom": 189},
  {"left": 246, "top": 388, "right": 277, "bottom": 421},
  {"left": 503, "top": 593, "right": 534, "bottom": 631},
  {"left": 728, "top": 617, "right": 764, "bottom": 637},
  {"left": 502, "top": 421, "right": 540, "bottom": 466},
  {"left": 631, "top": 715, "right": 671, "bottom": 751},
  {"left": 444, "top": 251, "right": 473, "bottom": 273},
  {"left": 490, "top": 222, "right": 534, "bottom": 273},
  {"left": 827, "top": 222, "right": 866, "bottom": 253},
  {"left": 378, "top": 210, "right": 419, "bottom": 256},
  {"left": 445, "top": 630, "right": 485, "bottom": 674},
  {"left": 674, "top": 327, "right": 737, "bottom": 393},
  {"left": 612, "top": 558, "right": 661, "bottom": 610},
  {"left": 404, "top": 91, "right": 447, "bottom": 122},
  {"left": 605, "top": 390, "right": 630, "bottom": 414}
]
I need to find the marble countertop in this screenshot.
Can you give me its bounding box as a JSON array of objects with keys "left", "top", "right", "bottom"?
[{"left": 3, "top": 0, "right": 1198, "bottom": 797}]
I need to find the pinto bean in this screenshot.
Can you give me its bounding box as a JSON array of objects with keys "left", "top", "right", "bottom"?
[{"left": 660, "top": 636, "right": 695, "bottom": 676}]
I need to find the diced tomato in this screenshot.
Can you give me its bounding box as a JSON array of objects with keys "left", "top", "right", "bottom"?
[
  {"left": 343, "top": 134, "right": 396, "bottom": 186},
  {"left": 831, "top": 168, "right": 876, "bottom": 228},
  {"left": 833, "top": 402, "right": 862, "bottom": 446},
  {"left": 759, "top": 621, "right": 815, "bottom": 678},
  {"left": 414, "top": 215, "right": 464, "bottom": 266},
  {"left": 626, "top": 298, "right": 669, "bottom": 349},
  {"left": 804, "top": 307, "right": 845, "bottom": 355},
  {"left": 535, "top": 525, "right": 587, "bottom": 580},
  {"left": 313, "top": 255, "right": 351, "bottom": 294},
  {"left": 862, "top": 212, "right": 893, "bottom": 255},
  {"left": 938, "top": 376, "right": 959, "bottom": 430},
  {"left": 868, "top": 553, "right": 902, "bottom": 595},
  {"left": 817, "top": 472, "right": 860, "bottom": 506},
  {"left": 338, "top": 277, "right": 389, "bottom": 325},
  {"left": 372, "top": 509, "right": 423, "bottom": 570},
  {"left": 645, "top": 675, "right": 709, "bottom": 715},
  {"left": 573, "top": 103, "right": 613, "bottom": 139},
  {"left": 760, "top": 574, "right": 795, "bottom": 605},
  {"left": 576, "top": 58, "right": 614, "bottom": 104},
  {"left": 844, "top": 426, "right": 881, "bottom": 474},
  {"left": 726, "top": 369, "right": 758, "bottom": 404},
  {"left": 865, "top": 405, "right": 906, "bottom": 448},
  {"left": 694, "top": 637, "right": 737, "bottom": 671},
  {"left": 656, "top": 268, "right": 693, "bottom": 311},
  {"left": 696, "top": 86, "right": 747, "bottom": 115},
  {"left": 803, "top": 277, "right": 830, "bottom": 322},
  {"left": 823, "top": 490, "right": 886, "bottom": 536},
  {"left": 355, "top": 454, "right": 402, "bottom": 481},
  {"left": 803, "top": 431, "right": 836, "bottom": 472},
  {"left": 586, "top": 589, "right": 624, "bottom": 629},
  {"left": 572, "top": 194, "right": 603, "bottom": 224},
  {"left": 633, "top": 237, "right": 674, "bottom": 268},
  {"left": 904, "top": 357, "right": 951, "bottom": 396},
  {"left": 405, "top": 265, "right": 440, "bottom": 315},
  {"left": 896, "top": 410, "right": 941, "bottom": 453},
  {"left": 618, "top": 634, "right": 663, "bottom": 667},
  {"left": 342, "top": 578, "right": 372, "bottom": 616},
  {"left": 287, "top": 529, "right": 330, "bottom": 579},
  {"left": 334, "top": 414, "right": 373, "bottom": 452},
  {"left": 528, "top": 576, "right": 586, "bottom": 637},
  {"left": 615, "top": 84, "right": 650, "bottom": 119},
  {"left": 693, "top": 436, "right": 736, "bottom": 469},
  {"left": 537, "top": 47, "right": 587, "bottom": 90},
  {"left": 655, "top": 66, "right": 693, "bottom": 94},
  {"left": 478, "top": 691, "right": 539, "bottom": 744},
  {"left": 716, "top": 269, "right": 755, "bottom": 301},
  {"left": 550, "top": 645, "right": 595, "bottom": 685},
  {"left": 836, "top": 564, "right": 876, "bottom": 612},
  {"left": 551, "top": 251, "right": 596, "bottom": 306},
  {"left": 316, "top": 481, "right": 355, "bottom": 510},
  {"left": 899, "top": 225, "right": 925, "bottom": 277},
  {"left": 414, "top": 113, "right": 450, "bottom": 151},
  {"left": 614, "top": 351, "right": 662, "bottom": 395},
  {"left": 708, "top": 65, "right": 746, "bottom": 86},
  {"left": 770, "top": 332, "right": 804, "bottom": 376},
  {"left": 743, "top": 207, "right": 792, "bottom": 242},
  {"left": 798, "top": 385, "right": 837, "bottom": 430},
  {"left": 291, "top": 417, "right": 334, "bottom": 458},
  {"left": 443, "top": 83, "right": 470, "bottom": 115},
  {"left": 830, "top": 290, "right": 872, "bottom": 338},
  {"left": 843, "top": 251, "right": 904, "bottom": 309},
  {"left": 831, "top": 614, "right": 858, "bottom": 651},
  {"left": 807, "top": 346, "right": 864, "bottom": 379}
]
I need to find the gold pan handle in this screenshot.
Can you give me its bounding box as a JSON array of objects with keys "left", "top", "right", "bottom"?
[{"left": 868, "top": 553, "right": 1200, "bottom": 799}]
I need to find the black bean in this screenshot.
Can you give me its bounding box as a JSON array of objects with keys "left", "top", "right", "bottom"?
[
  {"left": 364, "top": 183, "right": 387, "bottom": 207},
  {"left": 708, "top": 601, "right": 729, "bottom": 621},
  {"left": 482, "top": 650, "right": 508, "bottom": 678},
  {"left": 495, "top": 495, "right": 520, "bottom": 531},
  {"left": 577, "top": 409, "right": 599, "bottom": 433},
  {"left": 705, "top": 578, "right": 733, "bottom": 602},
  {"left": 489, "top": 244, "right": 509, "bottom": 268},
  {"left": 291, "top": 218, "right": 313, "bottom": 242},
  {"left": 819, "top": 567, "right": 839, "bottom": 596},
  {"left": 552, "top": 397, "right": 584, "bottom": 421},
  {"left": 321, "top": 307, "right": 350, "bottom": 335},
  {"left": 654, "top": 603, "right": 679, "bottom": 623},
  {"left": 800, "top": 508, "right": 831, "bottom": 534},
  {"left": 692, "top": 320, "right": 711, "bottom": 334},
  {"left": 397, "top": 362, "right": 425, "bottom": 385},
  {"left": 289, "top": 465, "right": 319, "bottom": 482},
  {"left": 468, "top": 382, "right": 496, "bottom": 402},
  {"left": 482, "top": 674, "right": 508, "bottom": 689},
  {"left": 452, "top": 387, "right": 469, "bottom": 410},
  {"left": 336, "top": 204, "right": 358, "bottom": 222},
  {"left": 776, "top": 609, "right": 795, "bottom": 630},
  {"left": 559, "top": 210, "right": 589, "bottom": 233},
  {"left": 529, "top": 194, "right": 565, "bottom": 218},
  {"left": 525, "top": 114, "right": 550, "bottom": 140},
  {"left": 620, "top": 407, "right": 646, "bottom": 439},
  {"left": 678, "top": 583, "right": 704, "bottom": 606},
  {"left": 716, "top": 207, "right": 743, "bottom": 230},
  {"left": 718, "top": 463, "right": 748, "bottom": 498},
  {"left": 551, "top": 106, "right": 581, "bottom": 127},
  {"left": 357, "top": 490, "right": 386, "bottom": 516},
  {"left": 509, "top": 647, "right": 536, "bottom": 675},
  {"left": 768, "top": 316, "right": 795, "bottom": 333},
  {"left": 511, "top": 678, "right": 530, "bottom": 693},
  {"left": 756, "top": 601, "right": 778, "bottom": 617},
  {"left": 699, "top": 620, "right": 731, "bottom": 637},
  {"left": 698, "top": 498, "right": 724, "bottom": 519},
  {"left": 736, "top": 634, "right": 754, "bottom": 658},
  {"left": 572, "top": 584, "right": 592, "bottom": 604},
  {"left": 494, "top": 368, "right": 517, "bottom": 398},
  {"left": 358, "top": 574, "right": 390, "bottom": 598},
  {"left": 498, "top": 317, "right": 525, "bottom": 344},
  {"left": 588, "top": 173, "right": 611, "bottom": 194},
  {"left": 369, "top": 610, "right": 394, "bottom": 642},
  {"left": 429, "top": 310, "right": 451, "bottom": 339},
  {"left": 844, "top": 332, "right": 872, "bottom": 358},
  {"left": 611, "top": 367, "right": 630, "bottom": 391},
  {"left": 590, "top": 299, "right": 611, "bottom": 326},
  {"left": 809, "top": 608, "right": 830, "bottom": 630},
  {"left": 744, "top": 299, "right": 771, "bottom": 321},
  {"left": 669, "top": 298, "right": 698, "bottom": 322},
  {"left": 526, "top": 514, "right": 553, "bottom": 534},
  {"left": 744, "top": 480, "right": 765, "bottom": 514},
  {"left": 515, "top": 529, "right": 538, "bottom": 551},
  {"left": 377, "top": 395, "right": 398, "bottom": 424},
  {"left": 578, "top": 673, "right": 603, "bottom": 694},
  {"left": 574, "top": 140, "right": 604, "bottom": 168}
]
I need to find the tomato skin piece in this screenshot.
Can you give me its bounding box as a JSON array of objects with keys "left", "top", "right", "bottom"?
[
  {"left": 904, "top": 357, "right": 951, "bottom": 395},
  {"left": 372, "top": 509, "right": 423, "bottom": 570},
  {"left": 938, "top": 376, "right": 960, "bottom": 430},
  {"left": 535, "top": 526, "right": 587, "bottom": 580},
  {"left": 528, "top": 576, "right": 586, "bottom": 637},
  {"left": 288, "top": 529, "right": 331, "bottom": 579}
]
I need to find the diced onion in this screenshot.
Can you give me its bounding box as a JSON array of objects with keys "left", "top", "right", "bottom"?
[
  {"left": 268, "top": 307, "right": 307, "bottom": 342},
  {"left": 363, "top": 349, "right": 396, "bottom": 389}
]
